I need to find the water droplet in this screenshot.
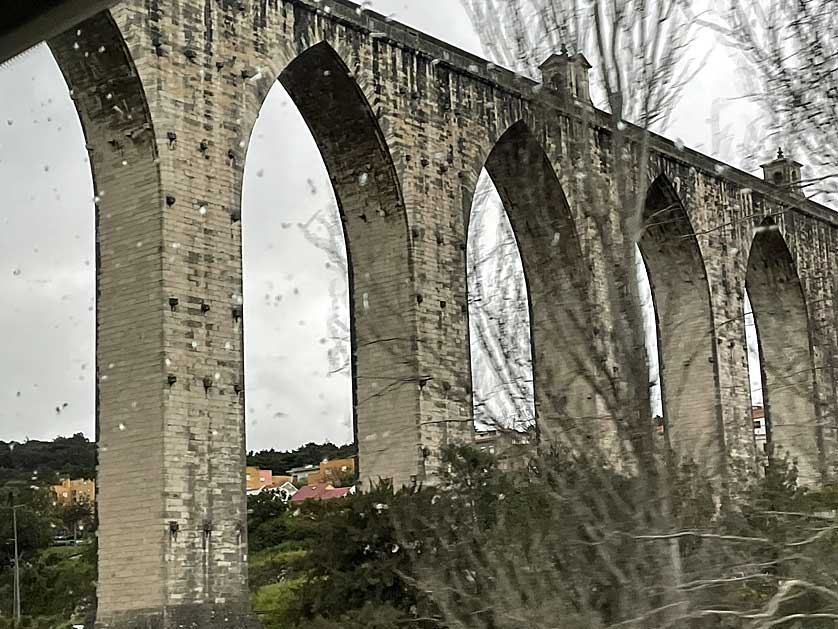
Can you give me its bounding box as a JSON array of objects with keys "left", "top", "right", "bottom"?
[
  {"left": 358, "top": 172, "right": 369, "bottom": 186},
  {"left": 362, "top": 293, "right": 370, "bottom": 311},
  {"left": 118, "top": 423, "right": 126, "bottom": 431},
  {"left": 191, "top": 340, "right": 199, "bottom": 349},
  {"left": 11, "top": 268, "right": 21, "bottom": 276},
  {"left": 551, "top": 232, "right": 561, "bottom": 246},
  {"left": 256, "top": 169, "right": 264, "bottom": 178},
  {"left": 121, "top": 160, "right": 128, "bottom": 166},
  {"left": 214, "top": 372, "right": 221, "bottom": 380},
  {"left": 73, "top": 42, "right": 80, "bottom": 50},
  {"left": 98, "top": 46, "right": 106, "bottom": 53},
  {"left": 715, "top": 164, "right": 727, "bottom": 174},
  {"left": 224, "top": 341, "right": 232, "bottom": 350},
  {"left": 617, "top": 121, "right": 627, "bottom": 131},
  {"left": 199, "top": 205, "right": 208, "bottom": 216},
  {"left": 674, "top": 138, "right": 685, "bottom": 151}
]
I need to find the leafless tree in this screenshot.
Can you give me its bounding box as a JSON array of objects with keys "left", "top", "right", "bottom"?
[
  {"left": 710, "top": 0, "right": 838, "bottom": 202},
  {"left": 298, "top": 204, "right": 352, "bottom": 377}
]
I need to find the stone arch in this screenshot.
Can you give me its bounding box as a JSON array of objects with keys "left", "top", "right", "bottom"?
[
  {"left": 267, "top": 41, "right": 415, "bottom": 485},
  {"left": 745, "top": 217, "right": 821, "bottom": 481},
  {"left": 639, "top": 174, "right": 722, "bottom": 475},
  {"left": 480, "top": 120, "right": 597, "bottom": 445}
]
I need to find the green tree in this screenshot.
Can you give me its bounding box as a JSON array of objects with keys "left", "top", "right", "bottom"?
[{"left": 290, "top": 482, "right": 424, "bottom": 624}]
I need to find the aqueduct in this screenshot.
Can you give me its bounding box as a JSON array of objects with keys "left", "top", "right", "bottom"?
[{"left": 4, "top": 0, "right": 836, "bottom": 625}]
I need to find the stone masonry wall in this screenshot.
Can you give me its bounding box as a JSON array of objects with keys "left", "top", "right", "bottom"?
[{"left": 43, "top": 0, "right": 838, "bottom": 625}]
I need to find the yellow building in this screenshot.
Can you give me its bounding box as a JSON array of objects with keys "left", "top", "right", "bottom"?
[
  {"left": 51, "top": 478, "right": 95, "bottom": 506},
  {"left": 246, "top": 466, "right": 294, "bottom": 493},
  {"left": 306, "top": 458, "right": 356, "bottom": 486},
  {"left": 245, "top": 466, "right": 273, "bottom": 491}
]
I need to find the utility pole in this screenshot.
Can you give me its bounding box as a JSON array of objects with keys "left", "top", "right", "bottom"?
[{"left": 12, "top": 503, "right": 22, "bottom": 626}]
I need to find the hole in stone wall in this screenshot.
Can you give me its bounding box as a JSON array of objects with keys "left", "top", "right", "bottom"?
[
  {"left": 466, "top": 169, "right": 535, "bottom": 434},
  {"left": 635, "top": 245, "right": 664, "bottom": 429},
  {"left": 743, "top": 289, "right": 768, "bottom": 456},
  {"left": 242, "top": 81, "right": 353, "bottom": 454}
]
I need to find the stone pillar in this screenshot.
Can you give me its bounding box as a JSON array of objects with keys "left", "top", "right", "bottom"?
[
  {"left": 51, "top": 5, "right": 256, "bottom": 627},
  {"left": 698, "top": 197, "right": 760, "bottom": 491},
  {"left": 370, "top": 57, "right": 484, "bottom": 483}
]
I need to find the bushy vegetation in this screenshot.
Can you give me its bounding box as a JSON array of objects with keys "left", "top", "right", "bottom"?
[
  {"left": 0, "top": 497, "right": 96, "bottom": 627},
  {"left": 5, "top": 441, "right": 836, "bottom": 628},
  {"left": 0, "top": 434, "right": 95, "bottom": 494},
  {"left": 248, "top": 445, "right": 838, "bottom": 628}
]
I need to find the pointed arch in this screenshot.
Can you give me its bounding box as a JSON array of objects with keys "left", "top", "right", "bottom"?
[
  {"left": 639, "top": 174, "right": 722, "bottom": 475},
  {"left": 745, "top": 218, "right": 821, "bottom": 481},
  {"left": 270, "top": 41, "right": 415, "bottom": 485},
  {"left": 479, "top": 121, "right": 597, "bottom": 444}
]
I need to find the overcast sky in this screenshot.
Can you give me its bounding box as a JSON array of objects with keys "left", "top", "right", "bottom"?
[{"left": 0, "top": 0, "right": 764, "bottom": 452}]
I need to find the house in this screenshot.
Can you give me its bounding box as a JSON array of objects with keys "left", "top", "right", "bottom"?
[
  {"left": 475, "top": 428, "right": 534, "bottom": 470},
  {"left": 304, "top": 457, "right": 356, "bottom": 486},
  {"left": 245, "top": 466, "right": 296, "bottom": 495},
  {"left": 272, "top": 480, "right": 299, "bottom": 503},
  {"left": 287, "top": 463, "right": 320, "bottom": 486},
  {"left": 51, "top": 478, "right": 95, "bottom": 506},
  {"left": 752, "top": 406, "right": 768, "bottom": 451},
  {"left": 245, "top": 466, "right": 273, "bottom": 491},
  {"left": 289, "top": 482, "right": 354, "bottom": 503}
]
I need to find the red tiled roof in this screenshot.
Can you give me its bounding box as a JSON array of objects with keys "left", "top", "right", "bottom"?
[{"left": 290, "top": 483, "right": 351, "bottom": 502}]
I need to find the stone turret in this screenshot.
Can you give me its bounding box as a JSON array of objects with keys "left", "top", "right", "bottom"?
[
  {"left": 539, "top": 45, "right": 592, "bottom": 102},
  {"left": 760, "top": 148, "right": 805, "bottom": 197}
]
